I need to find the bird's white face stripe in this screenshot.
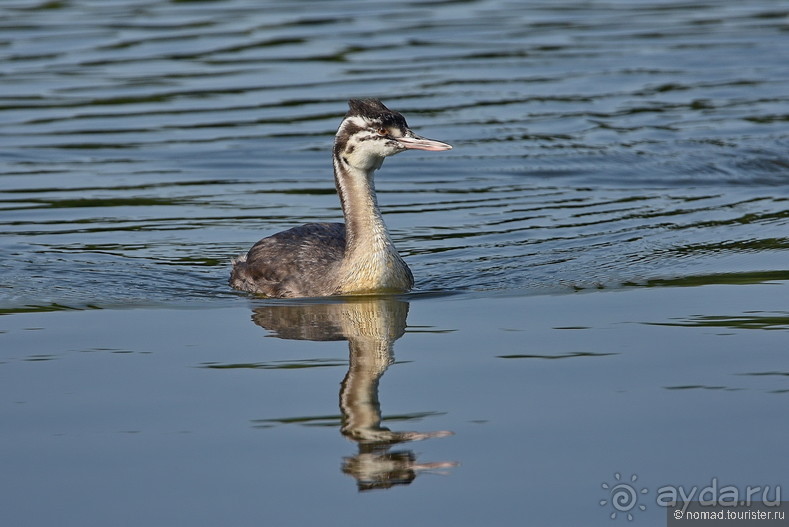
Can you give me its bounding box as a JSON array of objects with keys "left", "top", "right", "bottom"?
[
  {"left": 343, "top": 116, "right": 370, "bottom": 130},
  {"left": 338, "top": 115, "right": 403, "bottom": 138}
]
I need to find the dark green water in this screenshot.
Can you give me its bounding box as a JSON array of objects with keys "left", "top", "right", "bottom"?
[{"left": 1, "top": 1, "right": 787, "bottom": 525}]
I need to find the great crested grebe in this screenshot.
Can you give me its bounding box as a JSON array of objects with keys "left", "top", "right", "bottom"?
[{"left": 230, "top": 99, "right": 452, "bottom": 298}]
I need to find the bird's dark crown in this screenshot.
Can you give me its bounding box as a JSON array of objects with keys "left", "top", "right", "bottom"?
[{"left": 346, "top": 99, "right": 408, "bottom": 129}]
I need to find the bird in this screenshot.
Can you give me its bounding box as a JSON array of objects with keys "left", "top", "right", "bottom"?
[{"left": 229, "top": 99, "right": 452, "bottom": 298}]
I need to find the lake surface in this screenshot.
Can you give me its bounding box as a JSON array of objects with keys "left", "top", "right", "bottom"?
[{"left": 1, "top": 1, "right": 787, "bottom": 525}]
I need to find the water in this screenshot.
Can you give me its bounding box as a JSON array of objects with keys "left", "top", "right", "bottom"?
[{"left": 1, "top": 1, "right": 788, "bottom": 525}]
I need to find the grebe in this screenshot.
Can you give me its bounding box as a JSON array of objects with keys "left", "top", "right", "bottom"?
[{"left": 230, "top": 99, "right": 452, "bottom": 298}]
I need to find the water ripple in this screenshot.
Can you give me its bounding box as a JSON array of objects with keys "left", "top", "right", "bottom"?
[{"left": 1, "top": 0, "right": 787, "bottom": 307}]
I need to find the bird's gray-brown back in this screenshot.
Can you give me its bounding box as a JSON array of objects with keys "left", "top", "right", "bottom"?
[{"left": 230, "top": 222, "right": 346, "bottom": 297}]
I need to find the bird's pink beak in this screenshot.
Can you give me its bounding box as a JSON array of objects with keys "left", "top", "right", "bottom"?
[{"left": 397, "top": 132, "right": 453, "bottom": 152}]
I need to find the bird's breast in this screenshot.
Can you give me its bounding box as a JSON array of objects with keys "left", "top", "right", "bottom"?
[{"left": 336, "top": 247, "right": 413, "bottom": 295}]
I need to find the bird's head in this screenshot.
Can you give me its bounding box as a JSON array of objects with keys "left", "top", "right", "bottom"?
[{"left": 334, "top": 99, "right": 452, "bottom": 171}]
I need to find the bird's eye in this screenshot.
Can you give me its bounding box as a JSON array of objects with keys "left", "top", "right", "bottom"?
[{"left": 377, "top": 128, "right": 388, "bottom": 136}]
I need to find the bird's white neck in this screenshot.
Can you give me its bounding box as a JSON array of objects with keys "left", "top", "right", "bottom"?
[
  {"left": 332, "top": 156, "right": 410, "bottom": 294},
  {"left": 334, "top": 157, "right": 394, "bottom": 254}
]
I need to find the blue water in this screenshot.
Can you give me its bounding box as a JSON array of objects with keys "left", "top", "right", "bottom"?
[{"left": 1, "top": 1, "right": 788, "bottom": 525}]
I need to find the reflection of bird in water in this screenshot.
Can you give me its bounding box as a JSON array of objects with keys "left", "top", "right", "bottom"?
[
  {"left": 230, "top": 99, "right": 452, "bottom": 298},
  {"left": 250, "top": 298, "right": 456, "bottom": 491},
  {"left": 336, "top": 300, "right": 454, "bottom": 491}
]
